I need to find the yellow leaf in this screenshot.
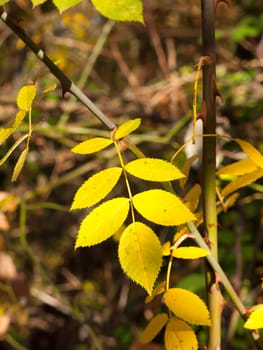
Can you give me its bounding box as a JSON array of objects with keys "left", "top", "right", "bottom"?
[
  {"left": 42, "top": 83, "right": 57, "bottom": 94},
  {"left": 11, "top": 148, "right": 29, "bottom": 182},
  {"left": 172, "top": 247, "right": 209, "bottom": 259},
  {"left": 17, "top": 85, "right": 36, "bottom": 111},
  {"left": 71, "top": 137, "right": 113, "bottom": 155},
  {"left": 145, "top": 281, "right": 166, "bottom": 303},
  {"left": 244, "top": 305, "right": 263, "bottom": 329},
  {"left": 235, "top": 138, "right": 263, "bottom": 169},
  {"left": 71, "top": 167, "right": 122, "bottom": 210},
  {"left": 217, "top": 159, "right": 258, "bottom": 176},
  {"left": 0, "top": 129, "right": 14, "bottom": 146},
  {"left": 75, "top": 197, "right": 129, "bottom": 248},
  {"left": 118, "top": 222, "right": 162, "bottom": 294},
  {"left": 125, "top": 158, "right": 185, "bottom": 182},
  {"left": 139, "top": 313, "right": 168, "bottom": 344},
  {"left": 184, "top": 183, "right": 201, "bottom": 212},
  {"left": 133, "top": 189, "right": 196, "bottom": 226},
  {"left": 179, "top": 155, "right": 200, "bottom": 189},
  {"left": 164, "top": 288, "right": 211, "bottom": 326},
  {"left": 165, "top": 318, "right": 198, "bottom": 350},
  {"left": 113, "top": 118, "right": 141, "bottom": 140},
  {"left": 13, "top": 110, "right": 27, "bottom": 129},
  {"left": 162, "top": 241, "right": 171, "bottom": 256},
  {"left": 221, "top": 169, "right": 263, "bottom": 197}
]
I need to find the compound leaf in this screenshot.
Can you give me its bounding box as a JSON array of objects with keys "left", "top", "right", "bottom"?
[
  {"left": 75, "top": 197, "right": 129, "bottom": 247},
  {"left": 17, "top": 85, "right": 36, "bottom": 111},
  {"left": 71, "top": 167, "right": 122, "bottom": 210},
  {"left": 91, "top": 0, "right": 144, "bottom": 23},
  {"left": 71, "top": 137, "right": 113, "bottom": 155},
  {"left": 244, "top": 305, "right": 263, "bottom": 330},
  {"left": 164, "top": 288, "right": 211, "bottom": 326},
  {"left": 235, "top": 138, "right": 263, "bottom": 169},
  {"left": 113, "top": 118, "right": 141, "bottom": 140},
  {"left": 118, "top": 222, "right": 162, "bottom": 294},
  {"left": 125, "top": 158, "right": 185, "bottom": 182},
  {"left": 139, "top": 313, "right": 168, "bottom": 344},
  {"left": 133, "top": 189, "right": 196, "bottom": 226},
  {"left": 165, "top": 318, "right": 198, "bottom": 350},
  {"left": 172, "top": 247, "right": 209, "bottom": 259}
]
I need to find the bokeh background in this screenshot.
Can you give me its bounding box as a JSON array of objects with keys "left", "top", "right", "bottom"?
[{"left": 0, "top": 0, "right": 262, "bottom": 349}]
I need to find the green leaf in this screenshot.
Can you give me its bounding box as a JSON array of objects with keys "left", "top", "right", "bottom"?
[
  {"left": 71, "top": 167, "right": 122, "bottom": 210},
  {"left": 11, "top": 148, "right": 29, "bottom": 182},
  {"left": 234, "top": 138, "right": 263, "bottom": 169},
  {"left": 17, "top": 85, "right": 36, "bottom": 111},
  {"left": 139, "top": 313, "right": 168, "bottom": 344},
  {"left": 91, "top": 0, "right": 144, "bottom": 23},
  {"left": 244, "top": 305, "right": 263, "bottom": 330},
  {"left": 221, "top": 169, "right": 263, "bottom": 197},
  {"left": 118, "top": 222, "right": 162, "bottom": 294},
  {"left": 133, "top": 189, "right": 196, "bottom": 226},
  {"left": 217, "top": 159, "right": 258, "bottom": 176},
  {"left": 71, "top": 137, "right": 113, "bottom": 155},
  {"left": 125, "top": 158, "right": 185, "bottom": 182},
  {"left": 113, "top": 118, "right": 141, "bottom": 140},
  {"left": 172, "top": 247, "right": 209, "bottom": 259},
  {"left": 75, "top": 197, "right": 129, "bottom": 248},
  {"left": 53, "top": 0, "right": 82, "bottom": 13},
  {"left": 165, "top": 318, "right": 198, "bottom": 350},
  {"left": 164, "top": 288, "right": 211, "bottom": 326}
]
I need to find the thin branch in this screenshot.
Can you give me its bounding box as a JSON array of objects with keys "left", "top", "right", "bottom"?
[{"left": 0, "top": 8, "right": 116, "bottom": 131}]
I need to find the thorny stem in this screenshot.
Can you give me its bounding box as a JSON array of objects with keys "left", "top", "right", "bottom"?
[{"left": 201, "top": 0, "right": 222, "bottom": 348}]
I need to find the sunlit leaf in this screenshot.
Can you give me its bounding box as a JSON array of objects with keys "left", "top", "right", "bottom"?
[
  {"left": 11, "top": 148, "right": 29, "bottom": 182},
  {"left": 91, "top": 0, "right": 144, "bottom": 23},
  {"left": 75, "top": 197, "right": 129, "bottom": 247},
  {"left": 133, "top": 189, "right": 196, "bottom": 226},
  {"left": 125, "top": 158, "right": 185, "bottom": 182},
  {"left": 13, "top": 111, "right": 27, "bottom": 129},
  {"left": 71, "top": 137, "right": 113, "bottom": 155},
  {"left": 221, "top": 169, "right": 263, "bottom": 197},
  {"left": 139, "top": 313, "right": 168, "bottom": 344},
  {"left": 17, "top": 85, "right": 36, "bottom": 111},
  {"left": 0, "top": 111, "right": 27, "bottom": 146},
  {"left": 172, "top": 247, "right": 209, "bottom": 259},
  {"left": 41, "top": 83, "right": 57, "bottom": 94},
  {"left": 218, "top": 159, "right": 258, "bottom": 176},
  {"left": 244, "top": 305, "right": 263, "bottom": 329},
  {"left": 71, "top": 167, "right": 122, "bottom": 210},
  {"left": 113, "top": 118, "right": 141, "bottom": 140},
  {"left": 164, "top": 288, "right": 211, "bottom": 326},
  {"left": 118, "top": 222, "right": 162, "bottom": 294},
  {"left": 165, "top": 318, "right": 198, "bottom": 350},
  {"left": 53, "top": 0, "right": 82, "bottom": 13},
  {"left": 235, "top": 138, "right": 263, "bottom": 169},
  {"left": 145, "top": 281, "right": 166, "bottom": 304}
]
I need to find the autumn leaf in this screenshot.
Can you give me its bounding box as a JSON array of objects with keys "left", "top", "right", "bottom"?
[{"left": 165, "top": 318, "right": 198, "bottom": 350}]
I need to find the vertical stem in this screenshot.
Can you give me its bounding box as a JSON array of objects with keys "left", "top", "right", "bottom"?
[{"left": 201, "top": 0, "right": 222, "bottom": 349}]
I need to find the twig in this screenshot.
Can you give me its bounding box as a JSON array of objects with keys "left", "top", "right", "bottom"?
[{"left": 0, "top": 8, "right": 116, "bottom": 131}]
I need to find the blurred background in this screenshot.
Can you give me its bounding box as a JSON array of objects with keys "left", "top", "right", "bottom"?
[{"left": 0, "top": 0, "right": 262, "bottom": 349}]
